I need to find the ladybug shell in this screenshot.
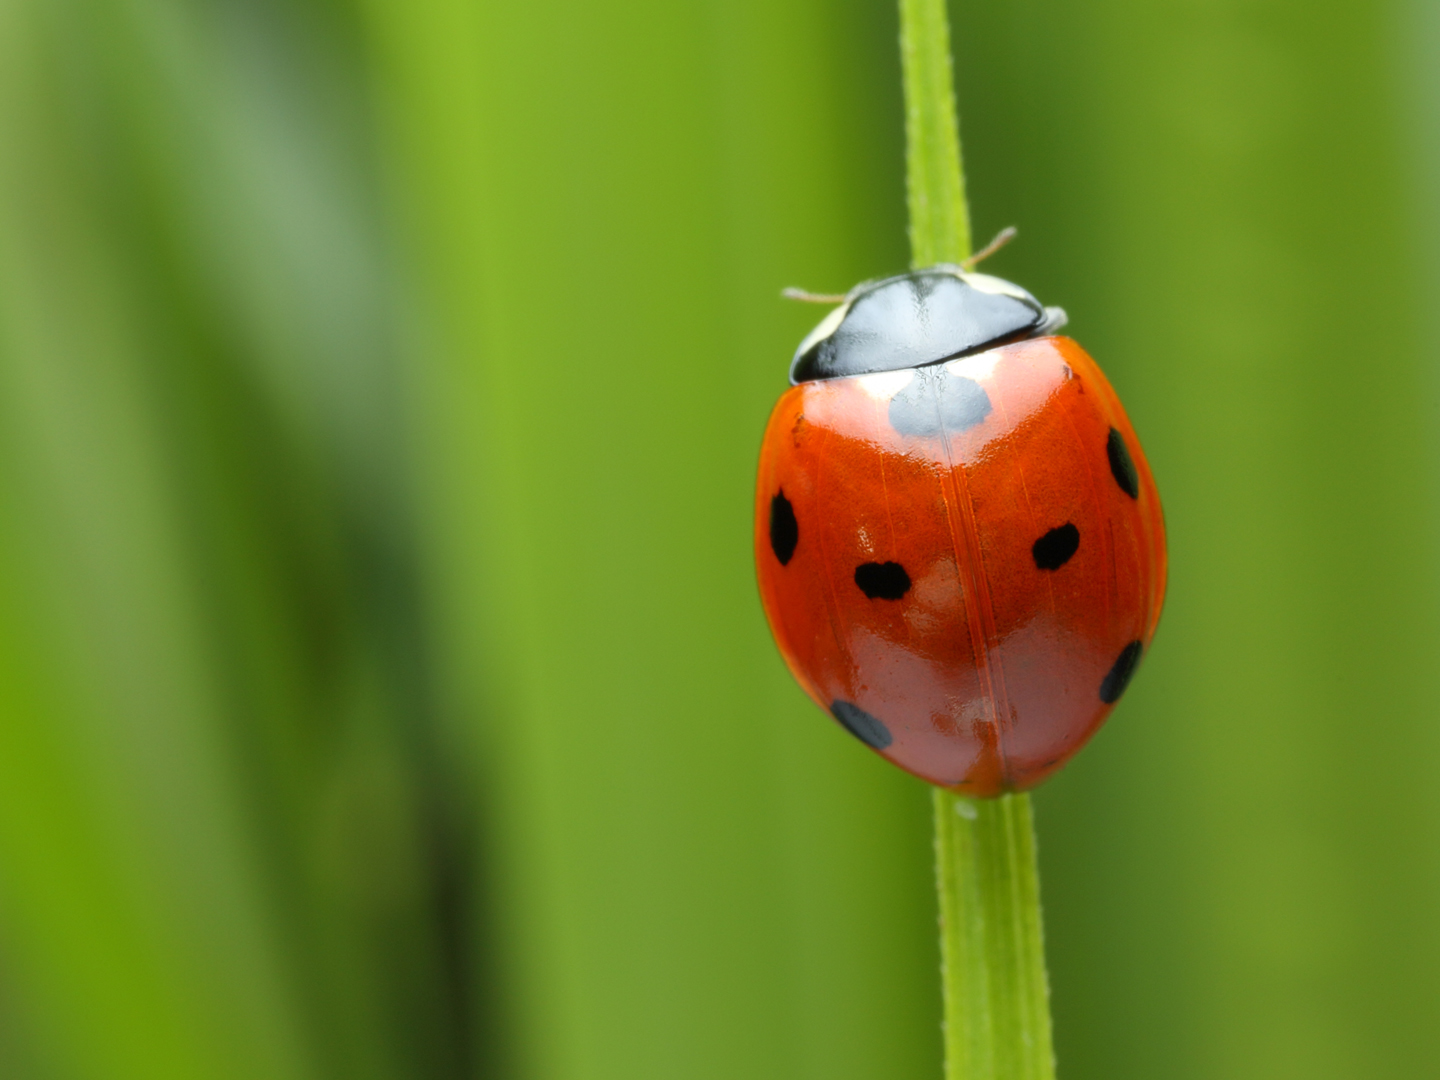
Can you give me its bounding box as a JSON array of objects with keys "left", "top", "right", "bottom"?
[{"left": 754, "top": 336, "right": 1166, "bottom": 796}]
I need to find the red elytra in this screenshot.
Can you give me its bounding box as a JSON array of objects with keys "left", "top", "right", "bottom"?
[{"left": 755, "top": 331, "right": 1166, "bottom": 797}]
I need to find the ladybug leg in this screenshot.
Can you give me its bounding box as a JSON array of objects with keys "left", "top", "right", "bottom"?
[
  {"left": 960, "top": 225, "right": 1018, "bottom": 269},
  {"left": 780, "top": 287, "right": 848, "bottom": 304}
]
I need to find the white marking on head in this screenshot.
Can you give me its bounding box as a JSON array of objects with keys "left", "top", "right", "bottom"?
[
  {"left": 958, "top": 271, "right": 1036, "bottom": 302},
  {"left": 793, "top": 303, "right": 850, "bottom": 360}
]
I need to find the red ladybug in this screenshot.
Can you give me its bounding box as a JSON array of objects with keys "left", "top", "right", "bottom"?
[{"left": 755, "top": 263, "right": 1166, "bottom": 796}]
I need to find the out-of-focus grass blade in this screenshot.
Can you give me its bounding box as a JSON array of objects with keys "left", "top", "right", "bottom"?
[
  {"left": 0, "top": 1, "right": 472, "bottom": 1077},
  {"left": 363, "top": 0, "right": 942, "bottom": 1077},
  {"left": 951, "top": 0, "right": 1440, "bottom": 1076}
]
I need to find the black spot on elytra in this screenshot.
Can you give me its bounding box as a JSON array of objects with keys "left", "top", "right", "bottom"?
[
  {"left": 1107, "top": 427, "right": 1139, "bottom": 499},
  {"left": 889, "top": 367, "right": 992, "bottom": 438},
  {"left": 1032, "top": 523, "right": 1080, "bottom": 570},
  {"left": 831, "top": 700, "right": 893, "bottom": 749},
  {"left": 1100, "top": 640, "right": 1144, "bottom": 704},
  {"left": 769, "top": 490, "right": 798, "bottom": 565},
  {"left": 855, "top": 561, "right": 911, "bottom": 599}
]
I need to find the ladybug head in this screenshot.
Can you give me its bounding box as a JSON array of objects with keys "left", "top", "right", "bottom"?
[{"left": 789, "top": 267, "right": 1068, "bottom": 384}]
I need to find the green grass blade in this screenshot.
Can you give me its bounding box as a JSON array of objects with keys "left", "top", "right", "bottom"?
[
  {"left": 934, "top": 793, "right": 1054, "bottom": 1080},
  {"left": 0, "top": 2, "right": 473, "bottom": 1076},
  {"left": 899, "top": 0, "right": 1056, "bottom": 1076},
  {"left": 899, "top": 0, "right": 971, "bottom": 266},
  {"left": 362, "top": 2, "right": 939, "bottom": 1078}
]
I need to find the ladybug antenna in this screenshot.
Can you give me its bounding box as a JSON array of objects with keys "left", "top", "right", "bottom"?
[
  {"left": 782, "top": 286, "right": 849, "bottom": 304},
  {"left": 961, "top": 226, "right": 1017, "bottom": 270}
]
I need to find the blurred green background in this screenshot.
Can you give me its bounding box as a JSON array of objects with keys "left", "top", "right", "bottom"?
[{"left": 1, "top": 0, "right": 1438, "bottom": 1077}]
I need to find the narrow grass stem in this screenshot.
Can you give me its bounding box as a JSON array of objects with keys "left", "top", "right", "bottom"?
[
  {"left": 899, "top": 0, "right": 972, "bottom": 267},
  {"left": 898, "top": 0, "right": 1057, "bottom": 1076},
  {"left": 933, "top": 792, "right": 1055, "bottom": 1080}
]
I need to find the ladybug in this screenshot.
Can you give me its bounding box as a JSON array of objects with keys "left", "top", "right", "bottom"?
[{"left": 754, "top": 256, "right": 1166, "bottom": 796}]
